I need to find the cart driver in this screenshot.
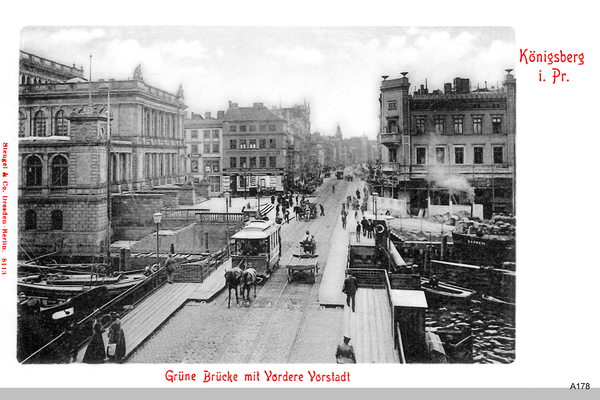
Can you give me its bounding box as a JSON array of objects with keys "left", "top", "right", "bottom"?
[{"left": 302, "top": 230, "right": 314, "bottom": 244}]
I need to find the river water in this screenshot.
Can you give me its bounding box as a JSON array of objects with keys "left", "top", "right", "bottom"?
[{"left": 425, "top": 300, "right": 516, "bottom": 364}]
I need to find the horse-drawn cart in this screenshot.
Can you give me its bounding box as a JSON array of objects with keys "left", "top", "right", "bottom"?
[{"left": 286, "top": 254, "right": 319, "bottom": 283}]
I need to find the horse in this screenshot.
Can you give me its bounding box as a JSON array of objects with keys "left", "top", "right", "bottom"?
[
  {"left": 241, "top": 268, "right": 258, "bottom": 304},
  {"left": 224, "top": 266, "right": 243, "bottom": 308}
]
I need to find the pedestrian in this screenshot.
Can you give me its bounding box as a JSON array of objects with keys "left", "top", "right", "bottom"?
[
  {"left": 367, "top": 219, "right": 374, "bottom": 239},
  {"left": 355, "top": 222, "right": 361, "bottom": 242},
  {"left": 106, "top": 318, "right": 126, "bottom": 363},
  {"left": 271, "top": 195, "right": 275, "bottom": 204},
  {"left": 319, "top": 204, "right": 325, "bottom": 216},
  {"left": 336, "top": 336, "right": 357, "bottom": 364},
  {"left": 342, "top": 213, "right": 347, "bottom": 229},
  {"left": 342, "top": 271, "right": 358, "bottom": 312},
  {"left": 332, "top": 184, "right": 335, "bottom": 193},
  {"left": 82, "top": 315, "right": 106, "bottom": 364},
  {"left": 284, "top": 208, "right": 290, "bottom": 224},
  {"left": 164, "top": 252, "right": 177, "bottom": 284},
  {"left": 361, "top": 216, "right": 368, "bottom": 237},
  {"left": 276, "top": 204, "right": 280, "bottom": 215}
]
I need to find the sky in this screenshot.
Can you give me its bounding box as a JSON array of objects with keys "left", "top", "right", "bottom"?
[{"left": 20, "top": 26, "right": 514, "bottom": 139}]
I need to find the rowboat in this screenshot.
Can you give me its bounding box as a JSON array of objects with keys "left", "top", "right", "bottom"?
[
  {"left": 481, "top": 293, "right": 515, "bottom": 308},
  {"left": 420, "top": 278, "right": 476, "bottom": 302},
  {"left": 17, "top": 271, "right": 147, "bottom": 298}
]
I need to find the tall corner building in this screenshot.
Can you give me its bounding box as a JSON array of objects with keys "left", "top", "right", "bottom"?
[{"left": 377, "top": 70, "right": 516, "bottom": 218}]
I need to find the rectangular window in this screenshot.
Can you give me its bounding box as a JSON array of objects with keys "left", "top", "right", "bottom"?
[
  {"left": 388, "top": 100, "right": 397, "bottom": 110},
  {"left": 212, "top": 143, "right": 219, "bottom": 153},
  {"left": 474, "top": 146, "right": 484, "bottom": 164},
  {"left": 472, "top": 116, "right": 482, "bottom": 134},
  {"left": 249, "top": 157, "right": 257, "bottom": 168},
  {"left": 249, "top": 125, "right": 256, "bottom": 132},
  {"left": 269, "top": 139, "right": 276, "bottom": 148},
  {"left": 230, "top": 139, "right": 237, "bottom": 149},
  {"left": 453, "top": 116, "right": 463, "bottom": 134},
  {"left": 435, "top": 116, "right": 445, "bottom": 134},
  {"left": 249, "top": 139, "right": 257, "bottom": 149},
  {"left": 239, "top": 139, "right": 247, "bottom": 149},
  {"left": 454, "top": 146, "right": 464, "bottom": 164},
  {"left": 415, "top": 116, "right": 425, "bottom": 135},
  {"left": 204, "top": 144, "right": 210, "bottom": 153},
  {"left": 493, "top": 146, "right": 504, "bottom": 164},
  {"left": 204, "top": 130, "right": 211, "bottom": 139},
  {"left": 212, "top": 129, "right": 219, "bottom": 139},
  {"left": 239, "top": 157, "right": 247, "bottom": 168},
  {"left": 191, "top": 160, "right": 199, "bottom": 172},
  {"left": 259, "top": 139, "right": 267, "bottom": 148},
  {"left": 269, "top": 156, "right": 277, "bottom": 168},
  {"left": 212, "top": 162, "right": 220, "bottom": 172},
  {"left": 230, "top": 125, "right": 237, "bottom": 132},
  {"left": 259, "top": 125, "right": 267, "bottom": 132},
  {"left": 492, "top": 116, "right": 502, "bottom": 134},
  {"left": 436, "top": 147, "right": 446, "bottom": 164},
  {"left": 240, "top": 125, "right": 247, "bottom": 132},
  {"left": 230, "top": 157, "right": 237, "bottom": 168},
  {"left": 191, "top": 144, "right": 198, "bottom": 154},
  {"left": 259, "top": 156, "right": 266, "bottom": 168},
  {"left": 269, "top": 124, "right": 276, "bottom": 132},
  {"left": 416, "top": 147, "right": 427, "bottom": 165},
  {"left": 191, "top": 130, "right": 198, "bottom": 139}
]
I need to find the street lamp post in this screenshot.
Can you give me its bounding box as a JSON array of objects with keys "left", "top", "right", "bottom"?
[
  {"left": 153, "top": 211, "right": 162, "bottom": 266},
  {"left": 374, "top": 192, "right": 378, "bottom": 220},
  {"left": 224, "top": 191, "right": 230, "bottom": 257}
]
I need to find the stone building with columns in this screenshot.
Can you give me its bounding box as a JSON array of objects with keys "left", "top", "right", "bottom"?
[{"left": 18, "top": 51, "right": 189, "bottom": 262}]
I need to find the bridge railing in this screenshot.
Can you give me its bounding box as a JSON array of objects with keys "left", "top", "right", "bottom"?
[{"left": 21, "top": 267, "right": 168, "bottom": 364}]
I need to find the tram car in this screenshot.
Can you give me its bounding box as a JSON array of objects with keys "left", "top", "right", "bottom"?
[{"left": 231, "top": 219, "right": 282, "bottom": 278}]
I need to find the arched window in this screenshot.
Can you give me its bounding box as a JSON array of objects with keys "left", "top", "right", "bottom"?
[
  {"left": 25, "top": 156, "right": 43, "bottom": 186},
  {"left": 51, "top": 210, "right": 63, "bottom": 230},
  {"left": 51, "top": 155, "right": 68, "bottom": 187},
  {"left": 25, "top": 210, "right": 37, "bottom": 230},
  {"left": 33, "top": 110, "right": 47, "bottom": 137},
  {"left": 54, "top": 110, "right": 68, "bottom": 136},
  {"left": 19, "top": 111, "right": 27, "bottom": 137}
]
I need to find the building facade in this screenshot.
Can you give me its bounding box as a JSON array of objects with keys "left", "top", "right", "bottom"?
[
  {"left": 377, "top": 70, "right": 516, "bottom": 218},
  {"left": 18, "top": 51, "right": 188, "bottom": 261},
  {"left": 184, "top": 111, "right": 225, "bottom": 194},
  {"left": 222, "top": 102, "right": 289, "bottom": 196}
]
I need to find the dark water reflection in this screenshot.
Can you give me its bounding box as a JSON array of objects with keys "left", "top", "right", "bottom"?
[{"left": 425, "top": 300, "right": 515, "bottom": 364}]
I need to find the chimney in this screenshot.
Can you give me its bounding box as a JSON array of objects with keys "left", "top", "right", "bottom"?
[
  {"left": 444, "top": 83, "right": 452, "bottom": 94},
  {"left": 205, "top": 112, "right": 212, "bottom": 119},
  {"left": 217, "top": 111, "right": 225, "bottom": 119},
  {"left": 228, "top": 101, "right": 238, "bottom": 108},
  {"left": 253, "top": 102, "right": 264, "bottom": 108}
]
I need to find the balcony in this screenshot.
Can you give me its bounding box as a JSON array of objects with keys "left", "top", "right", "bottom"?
[{"left": 379, "top": 132, "right": 401, "bottom": 147}]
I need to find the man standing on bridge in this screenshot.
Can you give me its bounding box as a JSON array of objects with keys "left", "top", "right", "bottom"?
[
  {"left": 335, "top": 335, "right": 356, "bottom": 364},
  {"left": 342, "top": 271, "right": 358, "bottom": 312}
]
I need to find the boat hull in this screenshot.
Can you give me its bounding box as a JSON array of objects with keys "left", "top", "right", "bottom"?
[
  {"left": 452, "top": 232, "right": 515, "bottom": 266},
  {"left": 420, "top": 278, "right": 476, "bottom": 303}
]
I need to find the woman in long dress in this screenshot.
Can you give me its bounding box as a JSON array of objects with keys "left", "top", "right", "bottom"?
[
  {"left": 82, "top": 317, "right": 106, "bottom": 363},
  {"left": 106, "top": 319, "right": 126, "bottom": 363}
]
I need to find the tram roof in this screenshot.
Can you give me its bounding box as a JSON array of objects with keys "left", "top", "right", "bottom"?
[{"left": 232, "top": 219, "right": 279, "bottom": 239}]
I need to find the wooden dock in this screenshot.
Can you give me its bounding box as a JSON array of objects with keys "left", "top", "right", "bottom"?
[
  {"left": 342, "top": 288, "right": 399, "bottom": 363},
  {"left": 76, "top": 261, "right": 229, "bottom": 362}
]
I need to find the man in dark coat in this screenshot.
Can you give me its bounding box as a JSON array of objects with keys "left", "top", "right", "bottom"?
[
  {"left": 336, "top": 336, "right": 357, "bottom": 363},
  {"left": 342, "top": 272, "right": 358, "bottom": 312},
  {"left": 360, "top": 217, "right": 369, "bottom": 237}
]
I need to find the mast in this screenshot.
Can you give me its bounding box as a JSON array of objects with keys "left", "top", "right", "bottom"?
[{"left": 105, "top": 87, "right": 112, "bottom": 270}]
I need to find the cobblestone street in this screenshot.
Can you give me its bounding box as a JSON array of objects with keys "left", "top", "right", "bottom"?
[{"left": 128, "top": 177, "right": 356, "bottom": 364}]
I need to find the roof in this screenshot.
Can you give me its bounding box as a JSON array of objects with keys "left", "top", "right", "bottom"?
[
  {"left": 389, "top": 289, "right": 428, "bottom": 308},
  {"left": 223, "top": 106, "right": 286, "bottom": 123},
  {"left": 231, "top": 219, "right": 279, "bottom": 239}
]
